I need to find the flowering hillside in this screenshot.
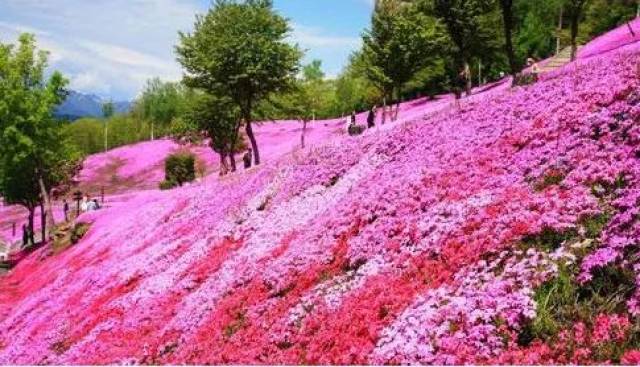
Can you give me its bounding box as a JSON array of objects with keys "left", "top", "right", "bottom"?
[
  {"left": 2, "top": 24, "right": 640, "bottom": 364},
  {"left": 1, "top": 89, "right": 462, "bottom": 244}
]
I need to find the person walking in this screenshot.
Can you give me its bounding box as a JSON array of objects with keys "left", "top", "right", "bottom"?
[
  {"left": 22, "top": 224, "right": 28, "bottom": 247},
  {"left": 63, "top": 199, "right": 69, "bottom": 221},
  {"left": 527, "top": 57, "right": 540, "bottom": 79},
  {"left": 367, "top": 106, "right": 376, "bottom": 129},
  {"left": 80, "top": 195, "right": 89, "bottom": 213},
  {"left": 243, "top": 148, "right": 253, "bottom": 169},
  {"left": 351, "top": 111, "right": 357, "bottom": 127}
]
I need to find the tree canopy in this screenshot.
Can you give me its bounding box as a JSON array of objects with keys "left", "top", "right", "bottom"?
[
  {"left": 363, "top": 0, "right": 445, "bottom": 120},
  {"left": 176, "top": 0, "right": 302, "bottom": 165},
  {"left": 0, "top": 33, "right": 80, "bottom": 241}
]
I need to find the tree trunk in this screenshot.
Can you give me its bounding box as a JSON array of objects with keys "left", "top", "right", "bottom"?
[
  {"left": 219, "top": 153, "right": 229, "bottom": 176},
  {"left": 40, "top": 201, "right": 46, "bottom": 245},
  {"left": 151, "top": 121, "right": 155, "bottom": 141},
  {"left": 301, "top": 120, "right": 307, "bottom": 148},
  {"left": 500, "top": 0, "right": 517, "bottom": 76},
  {"left": 382, "top": 96, "right": 387, "bottom": 124},
  {"left": 27, "top": 207, "right": 35, "bottom": 247},
  {"left": 569, "top": 0, "right": 585, "bottom": 61},
  {"left": 244, "top": 110, "right": 260, "bottom": 166},
  {"left": 570, "top": 13, "right": 579, "bottom": 61},
  {"left": 464, "top": 61, "right": 472, "bottom": 96},
  {"left": 229, "top": 152, "right": 237, "bottom": 172},
  {"left": 392, "top": 87, "right": 401, "bottom": 121},
  {"left": 37, "top": 175, "right": 54, "bottom": 242},
  {"left": 627, "top": 21, "right": 636, "bottom": 37}
]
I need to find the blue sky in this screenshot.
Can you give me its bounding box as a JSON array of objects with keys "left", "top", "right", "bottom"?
[{"left": 0, "top": 0, "right": 373, "bottom": 100}]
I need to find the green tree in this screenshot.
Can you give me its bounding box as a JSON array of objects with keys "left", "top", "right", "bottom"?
[
  {"left": 183, "top": 92, "right": 244, "bottom": 174},
  {"left": 134, "top": 78, "right": 186, "bottom": 140},
  {"left": 263, "top": 60, "right": 333, "bottom": 148},
  {"left": 302, "top": 59, "right": 325, "bottom": 82},
  {"left": 363, "top": 0, "right": 444, "bottom": 122},
  {"left": 427, "top": 0, "right": 494, "bottom": 93},
  {"left": 102, "top": 100, "right": 114, "bottom": 152},
  {"left": 0, "top": 33, "right": 79, "bottom": 242},
  {"left": 176, "top": 0, "right": 302, "bottom": 166},
  {"left": 514, "top": 0, "right": 562, "bottom": 60},
  {"left": 499, "top": 0, "right": 518, "bottom": 76},
  {"left": 62, "top": 118, "right": 104, "bottom": 155},
  {"left": 332, "top": 53, "right": 381, "bottom": 116},
  {"left": 565, "top": 0, "right": 591, "bottom": 60},
  {"left": 583, "top": 0, "right": 637, "bottom": 39}
]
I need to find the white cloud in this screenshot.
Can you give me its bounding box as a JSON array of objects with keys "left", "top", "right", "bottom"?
[
  {"left": 0, "top": 0, "right": 198, "bottom": 99},
  {"left": 0, "top": 0, "right": 368, "bottom": 99},
  {"left": 77, "top": 40, "right": 179, "bottom": 75},
  {"left": 291, "top": 23, "right": 361, "bottom": 49},
  {"left": 0, "top": 20, "right": 50, "bottom": 36}
]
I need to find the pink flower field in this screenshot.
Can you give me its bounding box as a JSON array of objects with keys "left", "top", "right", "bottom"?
[{"left": 2, "top": 22, "right": 640, "bottom": 364}]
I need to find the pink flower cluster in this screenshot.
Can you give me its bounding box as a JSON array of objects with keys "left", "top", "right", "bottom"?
[{"left": 1, "top": 22, "right": 640, "bottom": 364}]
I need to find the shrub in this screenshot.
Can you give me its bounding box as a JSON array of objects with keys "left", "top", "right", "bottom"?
[
  {"left": 533, "top": 169, "right": 565, "bottom": 191},
  {"left": 159, "top": 179, "right": 177, "bottom": 191},
  {"left": 71, "top": 222, "right": 91, "bottom": 245},
  {"left": 521, "top": 263, "right": 635, "bottom": 346},
  {"left": 520, "top": 227, "right": 578, "bottom": 252},
  {"left": 348, "top": 124, "right": 365, "bottom": 136},
  {"left": 161, "top": 152, "right": 196, "bottom": 189}
]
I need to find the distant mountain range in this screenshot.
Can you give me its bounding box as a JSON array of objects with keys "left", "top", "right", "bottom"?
[{"left": 55, "top": 91, "right": 133, "bottom": 121}]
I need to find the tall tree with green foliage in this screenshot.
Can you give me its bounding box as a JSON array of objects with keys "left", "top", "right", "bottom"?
[
  {"left": 363, "top": 0, "right": 444, "bottom": 122},
  {"left": 176, "top": 0, "right": 301, "bottom": 166},
  {"left": 513, "top": 0, "right": 563, "bottom": 60},
  {"left": 134, "top": 78, "right": 186, "bottom": 141},
  {"left": 331, "top": 52, "right": 381, "bottom": 116},
  {"left": 582, "top": 0, "right": 638, "bottom": 38},
  {"left": 0, "top": 33, "right": 79, "bottom": 241},
  {"left": 264, "top": 60, "right": 332, "bottom": 148},
  {"left": 182, "top": 92, "right": 243, "bottom": 174},
  {"left": 427, "top": 0, "right": 494, "bottom": 93},
  {"left": 102, "top": 100, "right": 114, "bottom": 152},
  {"left": 499, "top": 0, "right": 518, "bottom": 76},
  {"left": 565, "top": 0, "right": 591, "bottom": 60}
]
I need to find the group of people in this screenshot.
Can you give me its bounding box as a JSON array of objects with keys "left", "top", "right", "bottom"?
[
  {"left": 80, "top": 196, "right": 101, "bottom": 213},
  {"left": 61, "top": 195, "right": 101, "bottom": 221},
  {"left": 346, "top": 105, "right": 379, "bottom": 133}
]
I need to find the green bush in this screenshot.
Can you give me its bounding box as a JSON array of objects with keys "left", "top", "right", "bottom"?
[
  {"left": 161, "top": 152, "right": 195, "bottom": 190},
  {"left": 70, "top": 222, "right": 91, "bottom": 245},
  {"left": 63, "top": 116, "right": 153, "bottom": 156},
  {"left": 522, "top": 263, "right": 636, "bottom": 346},
  {"left": 159, "top": 179, "right": 177, "bottom": 190},
  {"left": 520, "top": 227, "right": 578, "bottom": 252}
]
